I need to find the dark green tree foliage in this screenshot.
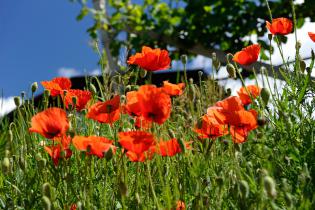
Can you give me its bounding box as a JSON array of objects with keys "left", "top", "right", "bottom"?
[{"left": 74, "top": 0, "right": 314, "bottom": 63}]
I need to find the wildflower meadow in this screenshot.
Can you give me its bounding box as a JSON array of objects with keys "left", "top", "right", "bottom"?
[{"left": 1, "top": 1, "right": 315, "bottom": 209}]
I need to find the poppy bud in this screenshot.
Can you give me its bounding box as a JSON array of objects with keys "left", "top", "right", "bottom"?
[
  {"left": 299, "top": 60, "right": 306, "bottom": 73},
  {"left": 181, "top": 54, "right": 188, "bottom": 65},
  {"left": 5, "top": 150, "right": 10, "bottom": 157},
  {"left": 42, "top": 182, "right": 51, "bottom": 198},
  {"left": 89, "top": 83, "right": 97, "bottom": 95},
  {"left": 21, "top": 91, "right": 26, "bottom": 99},
  {"left": 44, "top": 89, "right": 50, "bottom": 98},
  {"left": 285, "top": 192, "right": 293, "bottom": 208},
  {"left": 2, "top": 157, "right": 10, "bottom": 174},
  {"left": 72, "top": 96, "right": 77, "bottom": 106},
  {"left": 257, "top": 117, "right": 267, "bottom": 126},
  {"left": 268, "top": 34, "right": 273, "bottom": 41},
  {"left": 139, "top": 68, "right": 147, "bottom": 78},
  {"left": 198, "top": 71, "right": 203, "bottom": 78},
  {"left": 18, "top": 156, "right": 26, "bottom": 171},
  {"left": 135, "top": 192, "right": 141, "bottom": 204},
  {"left": 119, "top": 180, "right": 128, "bottom": 197},
  {"left": 189, "top": 78, "right": 194, "bottom": 84},
  {"left": 31, "top": 82, "right": 38, "bottom": 93},
  {"left": 239, "top": 180, "right": 249, "bottom": 198},
  {"left": 105, "top": 147, "right": 114, "bottom": 161},
  {"left": 14, "top": 96, "right": 20, "bottom": 107},
  {"left": 212, "top": 52, "right": 217, "bottom": 60},
  {"left": 213, "top": 59, "right": 221, "bottom": 72},
  {"left": 76, "top": 201, "right": 83, "bottom": 210},
  {"left": 42, "top": 196, "right": 51, "bottom": 210},
  {"left": 226, "top": 64, "right": 236, "bottom": 78},
  {"left": 168, "top": 129, "right": 176, "bottom": 138},
  {"left": 125, "top": 85, "right": 132, "bottom": 92},
  {"left": 260, "top": 87, "right": 270, "bottom": 106},
  {"left": 178, "top": 138, "right": 187, "bottom": 153},
  {"left": 295, "top": 41, "right": 301, "bottom": 50},
  {"left": 264, "top": 176, "right": 277, "bottom": 199},
  {"left": 225, "top": 88, "right": 231, "bottom": 96}
]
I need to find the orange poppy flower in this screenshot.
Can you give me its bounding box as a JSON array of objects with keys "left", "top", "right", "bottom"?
[
  {"left": 233, "top": 44, "right": 260, "bottom": 66},
  {"left": 194, "top": 114, "right": 228, "bottom": 139},
  {"left": 63, "top": 89, "right": 92, "bottom": 111},
  {"left": 127, "top": 46, "right": 171, "bottom": 71},
  {"left": 237, "top": 85, "right": 261, "bottom": 105},
  {"left": 53, "top": 135, "right": 72, "bottom": 149},
  {"left": 137, "top": 85, "right": 172, "bottom": 124},
  {"left": 41, "top": 77, "right": 72, "bottom": 97},
  {"left": 87, "top": 95, "right": 120, "bottom": 124},
  {"left": 175, "top": 200, "right": 186, "bottom": 210},
  {"left": 266, "top": 18, "right": 293, "bottom": 35},
  {"left": 162, "top": 81, "right": 185, "bottom": 96},
  {"left": 118, "top": 131, "right": 156, "bottom": 154},
  {"left": 308, "top": 32, "right": 315, "bottom": 42},
  {"left": 70, "top": 204, "right": 77, "bottom": 210},
  {"left": 72, "top": 136, "right": 116, "bottom": 158},
  {"left": 29, "top": 108, "right": 69, "bottom": 139},
  {"left": 125, "top": 150, "right": 155, "bottom": 162},
  {"left": 44, "top": 144, "right": 72, "bottom": 166},
  {"left": 124, "top": 91, "right": 142, "bottom": 117},
  {"left": 154, "top": 138, "right": 190, "bottom": 157}
]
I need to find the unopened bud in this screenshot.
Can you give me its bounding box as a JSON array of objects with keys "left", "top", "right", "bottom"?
[
  {"left": 264, "top": 176, "right": 277, "bottom": 199},
  {"left": 125, "top": 85, "right": 132, "bottom": 92},
  {"left": 260, "top": 88, "right": 270, "bottom": 106},
  {"left": 168, "top": 129, "right": 176, "bottom": 138},
  {"left": 89, "top": 83, "right": 97, "bottom": 95},
  {"left": 226, "top": 64, "right": 236, "bottom": 78},
  {"left": 295, "top": 41, "right": 301, "bottom": 50},
  {"left": 181, "top": 54, "right": 188, "bottom": 65},
  {"left": 268, "top": 34, "right": 273, "bottom": 41},
  {"left": 198, "top": 71, "right": 203, "bottom": 78},
  {"left": 44, "top": 89, "right": 50, "bottom": 98},
  {"left": 119, "top": 180, "right": 128, "bottom": 197},
  {"left": 2, "top": 157, "right": 10, "bottom": 174},
  {"left": 31, "top": 82, "right": 38, "bottom": 93},
  {"left": 42, "top": 183, "right": 51, "bottom": 198},
  {"left": 189, "top": 78, "right": 194, "bottom": 84},
  {"left": 299, "top": 60, "right": 306, "bottom": 73},
  {"left": 14, "top": 96, "right": 21, "bottom": 107},
  {"left": 72, "top": 96, "right": 77, "bottom": 106},
  {"left": 42, "top": 196, "right": 51, "bottom": 210},
  {"left": 139, "top": 69, "right": 147, "bottom": 78},
  {"left": 178, "top": 138, "right": 187, "bottom": 153},
  {"left": 239, "top": 180, "right": 249, "bottom": 198},
  {"left": 21, "top": 91, "right": 26, "bottom": 99}
]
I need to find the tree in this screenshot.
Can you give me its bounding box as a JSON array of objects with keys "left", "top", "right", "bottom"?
[{"left": 72, "top": 0, "right": 315, "bottom": 79}]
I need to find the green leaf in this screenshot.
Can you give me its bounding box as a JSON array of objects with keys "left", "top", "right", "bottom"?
[{"left": 76, "top": 7, "right": 89, "bottom": 21}]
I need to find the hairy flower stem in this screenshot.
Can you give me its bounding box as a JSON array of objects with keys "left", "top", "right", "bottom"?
[{"left": 146, "top": 162, "right": 161, "bottom": 209}]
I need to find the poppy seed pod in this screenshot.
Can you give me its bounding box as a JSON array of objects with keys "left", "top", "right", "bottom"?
[
  {"left": 31, "top": 82, "right": 38, "bottom": 93},
  {"left": 14, "top": 96, "right": 20, "bottom": 107},
  {"left": 260, "top": 88, "right": 270, "bottom": 106},
  {"left": 264, "top": 176, "right": 277, "bottom": 199},
  {"left": 42, "top": 196, "right": 51, "bottom": 210},
  {"left": 226, "top": 63, "right": 236, "bottom": 78}
]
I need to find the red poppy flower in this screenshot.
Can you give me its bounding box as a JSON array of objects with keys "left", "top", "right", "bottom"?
[
  {"left": 41, "top": 77, "right": 72, "bottom": 97},
  {"left": 127, "top": 46, "right": 171, "bottom": 71},
  {"left": 162, "top": 81, "right": 185, "bottom": 96},
  {"left": 124, "top": 91, "right": 142, "bottom": 117},
  {"left": 237, "top": 85, "right": 261, "bottom": 105},
  {"left": 125, "top": 150, "right": 155, "bottom": 162},
  {"left": 63, "top": 89, "right": 92, "bottom": 111},
  {"left": 72, "top": 136, "right": 116, "bottom": 158},
  {"left": 154, "top": 138, "right": 190, "bottom": 157},
  {"left": 233, "top": 44, "right": 260, "bottom": 66},
  {"left": 137, "top": 85, "right": 172, "bottom": 124},
  {"left": 87, "top": 95, "right": 120, "bottom": 124},
  {"left": 194, "top": 114, "right": 228, "bottom": 139},
  {"left": 308, "top": 32, "right": 315, "bottom": 42},
  {"left": 44, "top": 144, "right": 72, "bottom": 166},
  {"left": 70, "top": 204, "right": 77, "bottom": 210},
  {"left": 119, "top": 131, "right": 156, "bottom": 154},
  {"left": 266, "top": 18, "right": 293, "bottom": 35},
  {"left": 53, "top": 135, "right": 72, "bottom": 149},
  {"left": 29, "top": 108, "right": 69, "bottom": 139},
  {"left": 175, "top": 200, "right": 186, "bottom": 210}
]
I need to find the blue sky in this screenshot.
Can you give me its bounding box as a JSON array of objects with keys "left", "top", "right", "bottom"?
[{"left": 0, "top": 1, "right": 98, "bottom": 97}]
